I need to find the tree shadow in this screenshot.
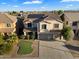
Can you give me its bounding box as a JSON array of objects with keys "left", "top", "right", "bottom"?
[{"left": 64, "top": 45, "right": 79, "bottom": 52}]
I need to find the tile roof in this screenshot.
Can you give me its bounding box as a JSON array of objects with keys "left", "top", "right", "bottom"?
[
  {"left": 24, "top": 13, "right": 63, "bottom": 23},
  {"left": 44, "top": 13, "right": 63, "bottom": 23},
  {"left": 64, "top": 12, "right": 79, "bottom": 22},
  {"left": 27, "top": 14, "right": 45, "bottom": 18},
  {"left": 0, "top": 13, "right": 13, "bottom": 23},
  {"left": 4, "top": 13, "right": 17, "bottom": 23}
]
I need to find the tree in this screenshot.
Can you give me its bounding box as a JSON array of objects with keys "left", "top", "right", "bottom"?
[
  {"left": 62, "top": 26, "right": 74, "bottom": 41},
  {"left": 16, "top": 13, "right": 25, "bottom": 38},
  {"left": 12, "top": 11, "right": 17, "bottom": 14},
  {"left": 57, "top": 10, "right": 64, "bottom": 15}
]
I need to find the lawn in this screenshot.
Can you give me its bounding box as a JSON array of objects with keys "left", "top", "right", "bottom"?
[{"left": 18, "top": 40, "right": 33, "bottom": 55}]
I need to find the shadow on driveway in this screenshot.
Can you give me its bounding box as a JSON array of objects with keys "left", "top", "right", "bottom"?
[{"left": 64, "top": 45, "right": 79, "bottom": 52}]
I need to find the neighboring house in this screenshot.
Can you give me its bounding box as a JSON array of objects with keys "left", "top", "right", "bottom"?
[
  {"left": 23, "top": 13, "right": 63, "bottom": 40},
  {"left": 0, "top": 13, "right": 16, "bottom": 35},
  {"left": 64, "top": 11, "right": 79, "bottom": 37}
]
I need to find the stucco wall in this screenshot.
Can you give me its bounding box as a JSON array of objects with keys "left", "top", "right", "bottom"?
[
  {"left": 24, "top": 20, "right": 37, "bottom": 28},
  {"left": 0, "top": 23, "right": 14, "bottom": 28},
  {"left": 37, "top": 20, "right": 63, "bottom": 33}
]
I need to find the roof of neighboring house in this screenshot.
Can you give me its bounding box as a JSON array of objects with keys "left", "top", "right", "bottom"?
[
  {"left": 4, "top": 13, "right": 17, "bottom": 23},
  {"left": 0, "top": 28, "right": 14, "bottom": 33},
  {"left": 0, "top": 13, "right": 13, "bottom": 23},
  {"left": 64, "top": 12, "right": 79, "bottom": 22}
]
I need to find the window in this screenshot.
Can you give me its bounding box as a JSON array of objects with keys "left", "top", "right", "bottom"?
[
  {"left": 72, "top": 22, "right": 77, "bottom": 26},
  {"left": 66, "top": 21, "right": 68, "bottom": 25},
  {"left": 54, "top": 24, "right": 59, "bottom": 28},
  {"left": 27, "top": 23, "right": 32, "bottom": 28},
  {"left": 42, "top": 24, "right": 47, "bottom": 29},
  {"left": 6, "top": 23, "right": 11, "bottom": 27}
]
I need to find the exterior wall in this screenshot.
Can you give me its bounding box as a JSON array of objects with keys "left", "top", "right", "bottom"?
[
  {"left": 37, "top": 20, "right": 63, "bottom": 33},
  {"left": 69, "top": 21, "right": 79, "bottom": 30},
  {"left": 24, "top": 21, "right": 31, "bottom": 28},
  {"left": 0, "top": 23, "right": 14, "bottom": 28},
  {"left": 24, "top": 20, "right": 37, "bottom": 29}
]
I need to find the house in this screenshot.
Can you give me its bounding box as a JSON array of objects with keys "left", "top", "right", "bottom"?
[
  {"left": 23, "top": 13, "right": 63, "bottom": 40},
  {"left": 0, "top": 13, "right": 16, "bottom": 35},
  {"left": 64, "top": 11, "right": 79, "bottom": 37}
]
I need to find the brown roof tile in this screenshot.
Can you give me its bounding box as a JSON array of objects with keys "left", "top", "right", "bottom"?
[
  {"left": 0, "top": 13, "right": 13, "bottom": 23},
  {"left": 65, "top": 12, "right": 79, "bottom": 22}
]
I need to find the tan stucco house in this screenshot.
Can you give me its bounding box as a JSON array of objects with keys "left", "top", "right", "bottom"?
[
  {"left": 64, "top": 11, "right": 79, "bottom": 37},
  {"left": 0, "top": 13, "right": 16, "bottom": 35},
  {"left": 23, "top": 13, "right": 63, "bottom": 40}
]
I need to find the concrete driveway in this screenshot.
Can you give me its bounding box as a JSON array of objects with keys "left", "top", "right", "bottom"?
[{"left": 39, "top": 40, "right": 74, "bottom": 59}]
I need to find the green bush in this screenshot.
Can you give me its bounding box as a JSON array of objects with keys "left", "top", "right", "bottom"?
[
  {"left": 8, "top": 34, "right": 17, "bottom": 43},
  {"left": 0, "top": 42, "right": 13, "bottom": 54},
  {"left": 3, "top": 42, "right": 13, "bottom": 53},
  {"left": 0, "top": 34, "right": 16, "bottom": 55},
  {"left": 62, "top": 26, "right": 74, "bottom": 41},
  {"left": 57, "top": 10, "right": 64, "bottom": 15},
  {"left": 0, "top": 34, "right": 4, "bottom": 45}
]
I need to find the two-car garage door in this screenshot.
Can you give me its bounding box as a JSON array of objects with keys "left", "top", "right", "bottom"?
[{"left": 38, "top": 33, "right": 53, "bottom": 40}]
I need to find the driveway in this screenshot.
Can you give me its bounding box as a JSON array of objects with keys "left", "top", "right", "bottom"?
[{"left": 39, "top": 40, "right": 74, "bottom": 59}]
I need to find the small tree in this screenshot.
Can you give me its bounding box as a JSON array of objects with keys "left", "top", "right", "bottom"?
[
  {"left": 16, "top": 13, "right": 24, "bottom": 38},
  {"left": 57, "top": 10, "right": 64, "bottom": 15},
  {"left": 62, "top": 26, "right": 74, "bottom": 41}
]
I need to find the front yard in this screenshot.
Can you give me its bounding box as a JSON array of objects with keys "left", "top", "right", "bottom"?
[
  {"left": 0, "top": 34, "right": 39, "bottom": 57},
  {"left": 18, "top": 40, "right": 33, "bottom": 55}
]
